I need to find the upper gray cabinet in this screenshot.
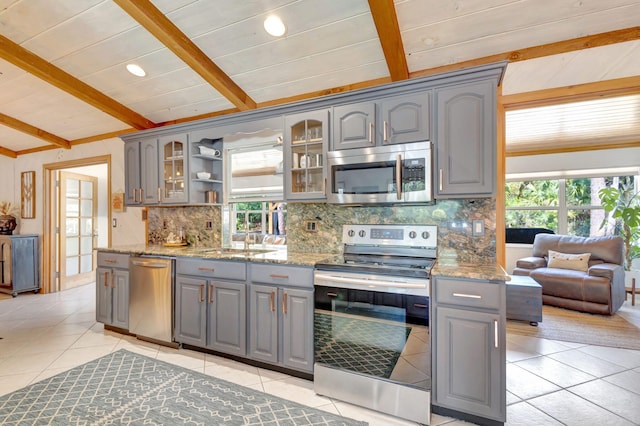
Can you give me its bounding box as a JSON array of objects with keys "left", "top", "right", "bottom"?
[
  {"left": 332, "top": 92, "right": 430, "bottom": 150},
  {"left": 125, "top": 138, "right": 160, "bottom": 205},
  {"left": 284, "top": 109, "right": 329, "bottom": 201},
  {"left": 125, "top": 133, "right": 188, "bottom": 205},
  {"left": 434, "top": 80, "right": 496, "bottom": 198}
]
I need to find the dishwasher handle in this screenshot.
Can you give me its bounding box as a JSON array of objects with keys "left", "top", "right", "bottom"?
[{"left": 131, "top": 260, "right": 170, "bottom": 268}]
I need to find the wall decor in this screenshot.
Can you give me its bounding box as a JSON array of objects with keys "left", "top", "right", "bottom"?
[
  {"left": 21, "top": 171, "right": 35, "bottom": 219},
  {"left": 112, "top": 192, "right": 125, "bottom": 213}
]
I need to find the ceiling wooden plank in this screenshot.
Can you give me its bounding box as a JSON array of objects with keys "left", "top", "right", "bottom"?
[
  {"left": 0, "top": 35, "right": 155, "bottom": 130},
  {"left": 501, "top": 75, "right": 640, "bottom": 109},
  {"left": 0, "top": 112, "right": 71, "bottom": 149},
  {"left": 409, "top": 26, "right": 640, "bottom": 79},
  {"left": 0, "top": 145, "right": 18, "bottom": 158},
  {"left": 367, "top": 0, "right": 408, "bottom": 81},
  {"left": 114, "top": 0, "right": 257, "bottom": 112}
]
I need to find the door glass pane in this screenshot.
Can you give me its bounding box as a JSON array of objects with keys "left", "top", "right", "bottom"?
[
  {"left": 81, "top": 236, "right": 93, "bottom": 254},
  {"left": 66, "top": 199, "right": 79, "bottom": 217},
  {"left": 80, "top": 199, "right": 92, "bottom": 217},
  {"left": 66, "top": 179, "right": 79, "bottom": 197},
  {"left": 80, "top": 180, "right": 93, "bottom": 198},
  {"left": 66, "top": 218, "right": 79, "bottom": 236},
  {"left": 80, "top": 254, "right": 92, "bottom": 273},
  {"left": 66, "top": 237, "right": 79, "bottom": 256},
  {"left": 81, "top": 218, "right": 92, "bottom": 236},
  {"left": 66, "top": 257, "right": 79, "bottom": 276}
]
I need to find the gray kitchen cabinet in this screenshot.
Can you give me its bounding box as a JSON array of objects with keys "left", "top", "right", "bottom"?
[
  {"left": 0, "top": 234, "right": 40, "bottom": 297},
  {"left": 431, "top": 276, "right": 506, "bottom": 425},
  {"left": 332, "top": 93, "right": 430, "bottom": 150},
  {"left": 125, "top": 138, "right": 159, "bottom": 205},
  {"left": 248, "top": 263, "right": 314, "bottom": 373},
  {"left": 174, "top": 258, "right": 247, "bottom": 356},
  {"left": 95, "top": 252, "right": 129, "bottom": 330},
  {"left": 158, "top": 134, "right": 188, "bottom": 204},
  {"left": 434, "top": 79, "right": 496, "bottom": 198},
  {"left": 284, "top": 109, "right": 328, "bottom": 201}
]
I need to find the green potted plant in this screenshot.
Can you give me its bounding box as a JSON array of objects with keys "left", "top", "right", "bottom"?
[
  {"left": 598, "top": 182, "right": 640, "bottom": 273},
  {"left": 0, "top": 201, "right": 19, "bottom": 235}
]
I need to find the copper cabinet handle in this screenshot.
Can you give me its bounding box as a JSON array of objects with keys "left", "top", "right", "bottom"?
[
  {"left": 396, "top": 154, "right": 402, "bottom": 200},
  {"left": 383, "top": 120, "right": 388, "bottom": 142},
  {"left": 158, "top": 187, "right": 163, "bottom": 202},
  {"left": 494, "top": 320, "right": 499, "bottom": 348},
  {"left": 327, "top": 292, "right": 338, "bottom": 297},
  {"left": 282, "top": 292, "right": 288, "bottom": 314},
  {"left": 452, "top": 292, "right": 482, "bottom": 299},
  {"left": 140, "top": 188, "right": 144, "bottom": 202},
  {"left": 323, "top": 177, "right": 327, "bottom": 196},
  {"left": 103, "top": 259, "right": 117, "bottom": 264},
  {"left": 413, "top": 303, "right": 428, "bottom": 308},
  {"left": 269, "top": 274, "right": 289, "bottom": 279},
  {"left": 368, "top": 122, "right": 374, "bottom": 144},
  {"left": 103, "top": 272, "right": 109, "bottom": 287},
  {"left": 269, "top": 291, "right": 275, "bottom": 312},
  {"left": 111, "top": 273, "right": 115, "bottom": 288},
  {"left": 199, "top": 284, "right": 204, "bottom": 302},
  {"left": 198, "top": 267, "right": 215, "bottom": 272},
  {"left": 209, "top": 284, "right": 214, "bottom": 303},
  {"left": 439, "top": 169, "right": 443, "bottom": 191}
]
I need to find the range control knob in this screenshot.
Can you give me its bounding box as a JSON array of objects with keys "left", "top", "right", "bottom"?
[
  {"left": 358, "top": 230, "right": 366, "bottom": 238},
  {"left": 422, "top": 231, "right": 430, "bottom": 239},
  {"left": 347, "top": 229, "right": 355, "bottom": 237},
  {"left": 409, "top": 231, "right": 417, "bottom": 239}
]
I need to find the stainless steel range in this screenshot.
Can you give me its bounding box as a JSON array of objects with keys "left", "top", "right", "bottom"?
[{"left": 313, "top": 224, "right": 437, "bottom": 424}]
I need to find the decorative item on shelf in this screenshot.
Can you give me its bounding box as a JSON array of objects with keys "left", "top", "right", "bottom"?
[
  {"left": 205, "top": 190, "right": 217, "bottom": 203},
  {"left": 198, "top": 146, "right": 220, "bottom": 157},
  {"left": 0, "top": 201, "right": 18, "bottom": 235},
  {"left": 196, "top": 172, "right": 211, "bottom": 180}
]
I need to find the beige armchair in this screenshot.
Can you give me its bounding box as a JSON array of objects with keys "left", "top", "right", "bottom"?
[{"left": 513, "top": 234, "right": 625, "bottom": 315}]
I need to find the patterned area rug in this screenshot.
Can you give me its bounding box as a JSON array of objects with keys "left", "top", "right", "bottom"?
[
  {"left": 0, "top": 349, "right": 367, "bottom": 426},
  {"left": 315, "top": 312, "right": 411, "bottom": 378},
  {"left": 507, "top": 303, "right": 640, "bottom": 350}
]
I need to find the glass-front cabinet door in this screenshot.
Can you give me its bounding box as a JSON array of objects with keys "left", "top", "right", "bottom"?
[
  {"left": 159, "top": 134, "right": 188, "bottom": 204},
  {"left": 284, "top": 109, "right": 328, "bottom": 201}
]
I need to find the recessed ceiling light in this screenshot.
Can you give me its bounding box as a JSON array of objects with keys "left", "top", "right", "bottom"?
[
  {"left": 126, "top": 63, "right": 146, "bottom": 77},
  {"left": 264, "top": 15, "right": 286, "bottom": 37}
]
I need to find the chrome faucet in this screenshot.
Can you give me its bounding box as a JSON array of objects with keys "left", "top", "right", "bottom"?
[{"left": 244, "top": 215, "right": 251, "bottom": 251}]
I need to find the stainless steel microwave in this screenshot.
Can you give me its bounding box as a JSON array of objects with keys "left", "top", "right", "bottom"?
[{"left": 326, "top": 141, "right": 432, "bottom": 205}]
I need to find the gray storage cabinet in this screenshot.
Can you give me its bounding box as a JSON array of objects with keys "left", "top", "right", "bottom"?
[
  {"left": 434, "top": 79, "right": 496, "bottom": 198},
  {"left": 332, "top": 92, "right": 430, "bottom": 150},
  {"left": 432, "top": 276, "right": 506, "bottom": 425},
  {"left": 0, "top": 234, "right": 40, "bottom": 297},
  {"left": 96, "top": 252, "right": 129, "bottom": 330},
  {"left": 248, "top": 263, "right": 314, "bottom": 373},
  {"left": 174, "top": 258, "right": 247, "bottom": 356}
]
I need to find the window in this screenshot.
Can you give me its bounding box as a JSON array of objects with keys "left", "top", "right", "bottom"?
[
  {"left": 506, "top": 173, "right": 637, "bottom": 237},
  {"left": 223, "top": 202, "right": 286, "bottom": 247}
]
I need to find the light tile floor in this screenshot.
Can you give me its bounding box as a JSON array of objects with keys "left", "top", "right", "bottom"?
[{"left": 1, "top": 283, "right": 639, "bottom": 425}]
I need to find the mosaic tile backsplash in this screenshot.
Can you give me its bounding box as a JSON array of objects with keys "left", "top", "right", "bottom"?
[{"left": 147, "top": 198, "right": 496, "bottom": 264}]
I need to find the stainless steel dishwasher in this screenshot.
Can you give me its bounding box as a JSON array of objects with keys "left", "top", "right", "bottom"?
[{"left": 129, "top": 256, "right": 175, "bottom": 347}]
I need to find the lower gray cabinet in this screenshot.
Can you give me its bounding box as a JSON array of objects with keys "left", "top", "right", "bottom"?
[
  {"left": 96, "top": 252, "right": 129, "bottom": 330},
  {"left": 432, "top": 276, "right": 506, "bottom": 425},
  {"left": 248, "top": 264, "right": 314, "bottom": 373},
  {"left": 174, "top": 259, "right": 246, "bottom": 356}
]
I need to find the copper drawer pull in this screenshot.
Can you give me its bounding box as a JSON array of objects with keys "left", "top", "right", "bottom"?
[
  {"left": 413, "top": 303, "right": 428, "bottom": 308},
  {"left": 327, "top": 292, "right": 338, "bottom": 297},
  {"left": 269, "top": 274, "right": 289, "bottom": 279},
  {"left": 103, "top": 272, "right": 109, "bottom": 287},
  {"left": 198, "top": 267, "right": 215, "bottom": 272},
  {"left": 452, "top": 292, "right": 482, "bottom": 299},
  {"left": 103, "top": 259, "right": 117, "bottom": 264}
]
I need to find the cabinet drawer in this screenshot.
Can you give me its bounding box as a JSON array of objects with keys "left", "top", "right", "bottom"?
[
  {"left": 177, "top": 258, "right": 246, "bottom": 281},
  {"left": 435, "top": 277, "right": 501, "bottom": 310},
  {"left": 249, "top": 263, "right": 313, "bottom": 288},
  {"left": 97, "top": 252, "right": 129, "bottom": 269}
]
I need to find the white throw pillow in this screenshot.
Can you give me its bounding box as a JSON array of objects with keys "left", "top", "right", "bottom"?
[{"left": 547, "top": 250, "right": 591, "bottom": 272}]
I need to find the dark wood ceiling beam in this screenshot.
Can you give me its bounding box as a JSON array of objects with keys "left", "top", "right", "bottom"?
[
  {"left": 114, "top": 0, "right": 257, "bottom": 111},
  {"left": 410, "top": 26, "right": 640, "bottom": 79},
  {"left": 0, "top": 35, "right": 155, "bottom": 130},
  {"left": 368, "top": 0, "right": 409, "bottom": 81},
  {"left": 0, "top": 112, "right": 71, "bottom": 149}
]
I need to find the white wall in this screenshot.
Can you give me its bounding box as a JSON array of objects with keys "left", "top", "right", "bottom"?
[{"left": 0, "top": 137, "right": 145, "bottom": 247}]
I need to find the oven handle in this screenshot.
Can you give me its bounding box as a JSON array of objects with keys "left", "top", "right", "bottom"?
[{"left": 314, "top": 272, "right": 426, "bottom": 289}]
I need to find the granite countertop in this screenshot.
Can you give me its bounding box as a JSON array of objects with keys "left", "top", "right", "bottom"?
[
  {"left": 98, "top": 244, "right": 337, "bottom": 267},
  {"left": 432, "top": 258, "right": 509, "bottom": 282}
]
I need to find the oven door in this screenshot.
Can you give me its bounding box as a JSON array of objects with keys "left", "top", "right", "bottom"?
[{"left": 326, "top": 141, "right": 431, "bottom": 205}]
